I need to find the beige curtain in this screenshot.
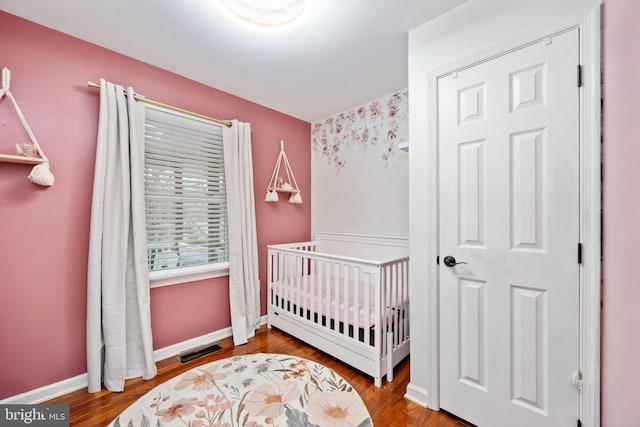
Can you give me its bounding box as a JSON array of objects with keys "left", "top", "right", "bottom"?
[
  {"left": 86, "top": 79, "right": 156, "bottom": 392},
  {"left": 223, "top": 120, "right": 260, "bottom": 345}
]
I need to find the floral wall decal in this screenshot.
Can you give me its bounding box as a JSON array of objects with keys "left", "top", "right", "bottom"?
[{"left": 312, "top": 89, "right": 408, "bottom": 170}]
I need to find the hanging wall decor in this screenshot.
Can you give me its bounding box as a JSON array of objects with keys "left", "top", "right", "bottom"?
[
  {"left": 265, "top": 140, "right": 302, "bottom": 204},
  {"left": 0, "top": 67, "right": 54, "bottom": 186}
]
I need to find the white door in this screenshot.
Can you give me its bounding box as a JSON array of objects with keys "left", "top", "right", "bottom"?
[{"left": 438, "top": 29, "right": 580, "bottom": 427}]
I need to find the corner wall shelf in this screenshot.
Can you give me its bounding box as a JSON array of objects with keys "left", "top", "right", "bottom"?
[
  {"left": 0, "top": 67, "right": 55, "bottom": 186},
  {"left": 267, "top": 187, "right": 299, "bottom": 194},
  {"left": 265, "top": 140, "right": 302, "bottom": 204},
  {"left": 0, "top": 153, "right": 46, "bottom": 165}
]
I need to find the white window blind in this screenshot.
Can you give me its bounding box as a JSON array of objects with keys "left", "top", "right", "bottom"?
[{"left": 144, "top": 105, "right": 228, "bottom": 274}]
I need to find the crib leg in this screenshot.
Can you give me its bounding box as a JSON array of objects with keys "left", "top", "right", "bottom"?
[
  {"left": 374, "top": 376, "right": 382, "bottom": 387},
  {"left": 386, "top": 331, "right": 394, "bottom": 383}
]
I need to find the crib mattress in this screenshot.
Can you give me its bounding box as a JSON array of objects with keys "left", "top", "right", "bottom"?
[{"left": 271, "top": 275, "right": 406, "bottom": 327}]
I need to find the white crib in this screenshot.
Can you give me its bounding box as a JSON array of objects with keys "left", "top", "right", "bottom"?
[{"left": 267, "top": 233, "right": 410, "bottom": 387}]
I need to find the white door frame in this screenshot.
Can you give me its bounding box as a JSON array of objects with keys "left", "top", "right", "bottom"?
[{"left": 419, "top": 8, "right": 601, "bottom": 427}]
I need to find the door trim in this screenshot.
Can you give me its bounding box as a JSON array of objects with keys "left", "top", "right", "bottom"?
[{"left": 416, "top": 8, "right": 601, "bottom": 427}]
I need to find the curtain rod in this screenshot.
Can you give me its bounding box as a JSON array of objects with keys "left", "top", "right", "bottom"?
[{"left": 87, "top": 81, "right": 232, "bottom": 128}]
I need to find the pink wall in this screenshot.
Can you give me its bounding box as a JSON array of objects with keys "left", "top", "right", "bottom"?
[
  {"left": 602, "top": 0, "right": 640, "bottom": 425},
  {"left": 0, "top": 11, "right": 310, "bottom": 399}
]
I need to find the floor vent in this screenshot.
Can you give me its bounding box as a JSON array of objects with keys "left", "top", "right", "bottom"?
[{"left": 177, "top": 343, "right": 222, "bottom": 363}]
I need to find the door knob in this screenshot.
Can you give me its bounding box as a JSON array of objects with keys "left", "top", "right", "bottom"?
[{"left": 443, "top": 255, "right": 467, "bottom": 267}]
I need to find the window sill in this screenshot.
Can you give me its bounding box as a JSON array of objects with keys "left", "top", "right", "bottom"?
[{"left": 149, "top": 262, "right": 230, "bottom": 288}]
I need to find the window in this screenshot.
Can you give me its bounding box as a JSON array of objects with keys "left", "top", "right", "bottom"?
[{"left": 144, "top": 105, "right": 229, "bottom": 286}]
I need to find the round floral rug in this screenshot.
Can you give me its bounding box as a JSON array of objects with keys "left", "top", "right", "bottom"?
[{"left": 109, "top": 353, "right": 373, "bottom": 427}]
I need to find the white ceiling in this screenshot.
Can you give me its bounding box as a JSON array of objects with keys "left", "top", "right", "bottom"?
[{"left": 0, "top": 0, "right": 467, "bottom": 122}]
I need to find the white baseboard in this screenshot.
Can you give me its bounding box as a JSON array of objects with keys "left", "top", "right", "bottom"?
[
  {"left": 0, "top": 373, "right": 89, "bottom": 405},
  {"left": 404, "top": 382, "right": 429, "bottom": 408},
  {"left": 0, "top": 317, "right": 267, "bottom": 405}
]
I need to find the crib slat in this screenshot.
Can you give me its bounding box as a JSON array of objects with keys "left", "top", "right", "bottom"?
[
  {"left": 397, "top": 261, "right": 403, "bottom": 344},
  {"left": 333, "top": 262, "right": 340, "bottom": 334},
  {"left": 294, "top": 255, "right": 299, "bottom": 316},
  {"left": 392, "top": 262, "right": 399, "bottom": 349},
  {"left": 363, "top": 271, "right": 371, "bottom": 346},
  {"left": 374, "top": 268, "right": 382, "bottom": 355},
  {"left": 284, "top": 252, "right": 289, "bottom": 310},
  {"left": 284, "top": 253, "right": 290, "bottom": 311},
  {"left": 324, "top": 260, "right": 331, "bottom": 329},
  {"left": 302, "top": 255, "right": 307, "bottom": 316},
  {"left": 309, "top": 258, "right": 315, "bottom": 322},
  {"left": 316, "top": 259, "right": 323, "bottom": 326},
  {"left": 343, "top": 264, "right": 349, "bottom": 338},
  {"left": 387, "top": 265, "right": 393, "bottom": 354},
  {"left": 353, "top": 267, "right": 360, "bottom": 341},
  {"left": 267, "top": 252, "right": 273, "bottom": 321},
  {"left": 402, "top": 260, "right": 409, "bottom": 342}
]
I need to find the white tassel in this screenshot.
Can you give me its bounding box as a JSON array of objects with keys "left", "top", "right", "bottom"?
[
  {"left": 28, "top": 163, "right": 55, "bottom": 187},
  {"left": 265, "top": 190, "right": 278, "bottom": 202},
  {"left": 289, "top": 192, "right": 302, "bottom": 204}
]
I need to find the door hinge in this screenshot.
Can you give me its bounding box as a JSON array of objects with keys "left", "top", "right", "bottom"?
[
  {"left": 577, "top": 65, "right": 583, "bottom": 87},
  {"left": 578, "top": 243, "right": 583, "bottom": 264},
  {"left": 572, "top": 370, "right": 583, "bottom": 391}
]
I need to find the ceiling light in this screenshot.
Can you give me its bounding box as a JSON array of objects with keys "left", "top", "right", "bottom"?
[{"left": 220, "top": 0, "right": 310, "bottom": 30}]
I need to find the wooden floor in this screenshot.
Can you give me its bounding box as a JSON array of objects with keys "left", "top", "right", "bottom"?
[{"left": 46, "top": 326, "right": 470, "bottom": 426}]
